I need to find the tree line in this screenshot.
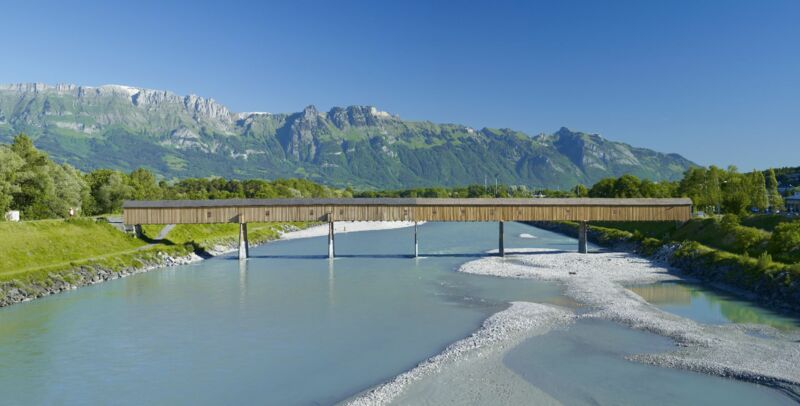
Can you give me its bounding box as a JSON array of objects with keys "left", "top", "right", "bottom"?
[
  {"left": 583, "top": 166, "right": 785, "bottom": 215},
  {"left": 0, "top": 134, "right": 349, "bottom": 220},
  {"left": 358, "top": 167, "right": 790, "bottom": 216},
  {"left": 0, "top": 133, "right": 792, "bottom": 220}
]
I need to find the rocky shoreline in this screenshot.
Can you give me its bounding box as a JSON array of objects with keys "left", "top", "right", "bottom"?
[
  {"left": 0, "top": 224, "right": 306, "bottom": 308},
  {"left": 1, "top": 247, "right": 219, "bottom": 308}
]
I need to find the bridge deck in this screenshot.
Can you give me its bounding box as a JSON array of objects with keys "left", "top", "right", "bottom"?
[{"left": 123, "top": 198, "right": 692, "bottom": 225}]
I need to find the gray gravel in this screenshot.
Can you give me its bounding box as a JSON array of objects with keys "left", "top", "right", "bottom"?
[
  {"left": 459, "top": 248, "right": 800, "bottom": 396},
  {"left": 345, "top": 302, "right": 574, "bottom": 405}
]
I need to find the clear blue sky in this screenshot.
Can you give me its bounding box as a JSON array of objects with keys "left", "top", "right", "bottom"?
[{"left": 2, "top": 0, "right": 798, "bottom": 170}]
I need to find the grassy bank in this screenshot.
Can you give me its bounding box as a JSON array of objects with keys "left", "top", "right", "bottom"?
[
  {"left": 0, "top": 219, "right": 151, "bottom": 281},
  {"left": 141, "top": 222, "right": 309, "bottom": 251},
  {"left": 0, "top": 218, "right": 309, "bottom": 306}
]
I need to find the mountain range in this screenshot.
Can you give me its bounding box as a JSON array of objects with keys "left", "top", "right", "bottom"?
[{"left": 0, "top": 83, "right": 695, "bottom": 189}]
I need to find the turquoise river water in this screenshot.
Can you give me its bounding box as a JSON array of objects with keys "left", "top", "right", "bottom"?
[{"left": 0, "top": 222, "right": 796, "bottom": 405}]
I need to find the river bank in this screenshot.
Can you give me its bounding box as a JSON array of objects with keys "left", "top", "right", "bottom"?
[
  {"left": 530, "top": 221, "right": 800, "bottom": 314},
  {"left": 0, "top": 221, "right": 417, "bottom": 308},
  {"left": 1, "top": 221, "right": 792, "bottom": 404},
  {"left": 338, "top": 224, "right": 800, "bottom": 404},
  {"left": 456, "top": 249, "right": 800, "bottom": 400}
]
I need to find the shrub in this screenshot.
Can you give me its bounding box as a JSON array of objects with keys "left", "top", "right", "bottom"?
[
  {"left": 768, "top": 222, "right": 800, "bottom": 263},
  {"left": 757, "top": 252, "right": 773, "bottom": 271},
  {"left": 790, "top": 263, "right": 800, "bottom": 277},
  {"left": 732, "top": 225, "right": 770, "bottom": 255},
  {"left": 639, "top": 237, "right": 664, "bottom": 256},
  {"left": 721, "top": 213, "right": 740, "bottom": 230}
]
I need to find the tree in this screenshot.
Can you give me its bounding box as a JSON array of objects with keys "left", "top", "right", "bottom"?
[
  {"left": 47, "top": 163, "right": 88, "bottom": 217},
  {"left": 589, "top": 178, "right": 616, "bottom": 197},
  {"left": 766, "top": 168, "right": 784, "bottom": 211},
  {"left": 748, "top": 170, "right": 768, "bottom": 211},
  {"left": 128, "top": 168, "right": 162, "bottom": 200},
  {"left": 720, "top": 171, "right": 750, "bottom": 215},
  {"left": 9, "top": 134, "right": 59, "bottom": 219},
  {"left": 613, "top": 175, "right": 642, "bottom": 198},
  {"left": 573, "top": 184, "right": 588, "bottom": 197},
  {"left": 0, "top": 146, "right": 24, "bottom": 215},
  {"left": 83, "top": 169, "right": 133, "bottom": 215},
  {"left": 242, "top": 179, "right": 278, "bottom": 198},
  {"left": 706, "top": 166, "right": 723, "bottom": 213},
  {"left": 679, "top": 167, "right": 708, "bottom": 209}
]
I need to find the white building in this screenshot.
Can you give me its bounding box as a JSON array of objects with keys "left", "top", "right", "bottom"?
[{"left": 4, "top": 210, "right": 20, "bottom": 222}]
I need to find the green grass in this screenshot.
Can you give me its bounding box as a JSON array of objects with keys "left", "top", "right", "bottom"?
[
  {"left": 592, "top": 221, "right": 679, "bottom": 239},
  {"left": 741, "top": 214, "right": 799, "bottom": 232},
  {"left": 670, "top": 218, "right": 771, "bottom": 256},
  {"left": 0, "top": 219, "right": 313, "bottom": 296},
  {"left": 163, "top": 154, "right": 188, "bottom": 171},
  {"left": 594, "top": 218, "right": 779, "bottom": 261},
  {"left": 141, "top": 222, "right": 308, "bottom": 250},
  {"left": 0, "top": 218, "right": 147, "bottom": 279}
]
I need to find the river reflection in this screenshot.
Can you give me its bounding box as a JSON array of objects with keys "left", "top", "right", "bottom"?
[{"left": 630, "top": 282, "right": 800, "bottom": 331}]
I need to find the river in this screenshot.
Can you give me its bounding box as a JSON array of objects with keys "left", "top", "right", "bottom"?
[{"left": 0, "top": 222, "right": 796, "bottom": 404}]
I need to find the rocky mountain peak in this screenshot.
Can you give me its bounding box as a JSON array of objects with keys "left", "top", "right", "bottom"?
[
  {"left": 182, "top": 94, "right": 231, "bottom": 123},
  {"left": 302, "top": 105, "right": 319, "bottom": 117},
  {"left": 326, "top": 105, "right": 394, "bottom": 129}
]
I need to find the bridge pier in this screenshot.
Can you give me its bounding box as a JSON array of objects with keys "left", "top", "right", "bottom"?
[
  {"left": 578, "top": 221, "right": 588, "bottom": 254},
  {"left": 499, "top": 221, "right": 505, "bottom": 257},
  {"left": 414, "top": 221, "right": 419, "bottom": 258},
  {"left": 133, "top": 224, "right": 143, "bottom": 239},
  {"left": 238, "top": 222, "right": 249, "bottom": 260},
  {"left": 328, "top": 221, "right": 335, "bottom": 259}
]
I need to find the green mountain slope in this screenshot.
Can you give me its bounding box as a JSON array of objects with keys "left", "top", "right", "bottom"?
[{"left": 0, "top": 83, "right": 695, "bottom": 188}]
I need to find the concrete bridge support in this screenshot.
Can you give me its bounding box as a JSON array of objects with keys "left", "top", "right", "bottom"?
[
  {"left": 499, "top": 221, "right": 505, "bottom": 257},
  {"left": 414, "top": 222, "right": 419, "bottom": 258},
  {"left": 238, "top": 222, "right": 249, "bottom": 260},
  {"left": 133, "top": 224, "right": 143, "bottom": 239},
  {"left": 328, "top": 221, "right": 335, "bottom": 259},
  {"left": 578, "top": 221, "right": 588, "bottom": 254}
]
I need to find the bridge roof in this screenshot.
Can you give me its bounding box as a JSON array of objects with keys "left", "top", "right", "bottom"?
[{"left": 123, "top": 197, "right": 692, "bottom": 208}]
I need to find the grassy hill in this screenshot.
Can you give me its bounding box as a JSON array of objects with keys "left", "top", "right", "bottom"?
[
  {"left": 0, "top": 218, "right": 306, "bottom": 292},
  {"left": 594, "top": 216, "right": 799, "bottom": 263}
]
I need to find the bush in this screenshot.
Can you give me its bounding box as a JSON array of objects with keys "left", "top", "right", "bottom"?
[
  {"left": 731, "top": 225, "right": 770, "bottom": 256},
  {"left": 721, "top": 213, "right": 740, "bottom": 230},
  {"left": 639, "top": 237, "right": 664, "bottom": 256},
  {"left": 769, "top": 222, "right": 800, "bottom": 252},
  {"left": 768, "top": 222, "right": 800, "bottom": 263},
  {"left": 757, "top": 252, "right": 773, "bottom": 271},
  {"left": 790, "top": 263, "right": 800, "bottom": 277}
]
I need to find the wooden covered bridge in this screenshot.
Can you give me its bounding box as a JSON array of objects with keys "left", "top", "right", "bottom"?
[{"left": 123, "top": 198, "right": 692, "bottom": 259}]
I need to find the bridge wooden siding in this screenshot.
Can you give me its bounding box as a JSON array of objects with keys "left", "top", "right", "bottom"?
[
  {"left": 122, "top": 198, "right": 691, "bottom": 259},
  {"left": 122, "top": 198, "right": 692, "bottom": 225}
]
